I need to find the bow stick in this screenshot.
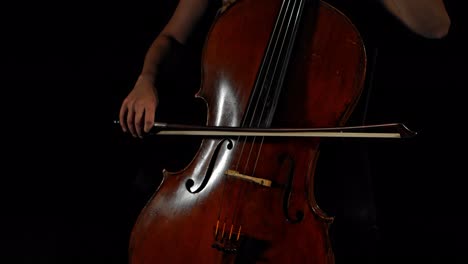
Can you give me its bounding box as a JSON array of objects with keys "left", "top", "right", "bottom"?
[{"left": 114, "top": 121, "right": 417, "bottom": 139}]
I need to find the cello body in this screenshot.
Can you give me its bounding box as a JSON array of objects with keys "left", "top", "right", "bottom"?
[{"left": 129, "top": 0, "right": 366, "bottom": 263}]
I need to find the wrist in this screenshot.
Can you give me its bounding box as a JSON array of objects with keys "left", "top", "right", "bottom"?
[{"left": 138, "top": 72, "right": 157, "bottom": 84}]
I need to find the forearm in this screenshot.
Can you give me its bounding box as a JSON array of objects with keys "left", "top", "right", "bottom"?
[
  {"left": 140, "top": 33, "right": 182, "bottom": 80},
  {"left": 139, "top": 0, "right": 211, "bottom": 80},
  {"left": 380, "top": 0, "right": 451, "bottom": 38}
]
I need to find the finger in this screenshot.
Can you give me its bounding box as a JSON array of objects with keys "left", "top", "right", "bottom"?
[
  {"left": 126, "top": 103, "right": 137, "bottom": 137},
  {"left": 144, "top": 105, "right": 156, "bottom": 133},
  {"left": 134, "top": 106, "right": 145, "bottom": 138},
  {"left": 119, "top": 99, "right": 129, "bottom": 132}
]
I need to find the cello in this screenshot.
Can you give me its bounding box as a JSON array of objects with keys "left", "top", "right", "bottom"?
[{"left": 126, "top": 0, "right": 407, "bottom": 262}]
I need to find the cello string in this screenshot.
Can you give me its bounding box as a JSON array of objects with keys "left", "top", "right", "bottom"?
[
  {"left": 215, "top": 0, "right": 291, "bottom": 235},
  {"left": 240, "top": 0, "right": 296, "bottom": 172},
  {"left": 250, "top": 0, "right": 305, "bottom": 178},
  {"left": 231, "top": 0, "right": 302, "bottom": 233},
  {"left": 233, "top": 0, "right": 290, "bottom": 172},
  {"left": 248, "top": 0, "right": 304, "bottom": 168}
]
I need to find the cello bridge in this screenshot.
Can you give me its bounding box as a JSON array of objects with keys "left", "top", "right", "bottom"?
[{"left": 225, "top": 170, "right": 272, "bottom": 187}]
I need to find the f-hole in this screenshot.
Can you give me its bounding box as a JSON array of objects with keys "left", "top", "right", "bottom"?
[
  {"left": 279, "top": 153, "right": 304, "bottom": 223},
  {"left": 186, "top": 138, "right": 234, "bottom": 193}
]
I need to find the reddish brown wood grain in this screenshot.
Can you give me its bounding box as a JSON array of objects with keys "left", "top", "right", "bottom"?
[{"left": 129, "top": 0, "right": 366, "bottom": 263}]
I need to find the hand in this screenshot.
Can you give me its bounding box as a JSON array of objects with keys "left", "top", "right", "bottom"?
[{"left": 119, "top": 75, "right": 159, "bottom": 138}]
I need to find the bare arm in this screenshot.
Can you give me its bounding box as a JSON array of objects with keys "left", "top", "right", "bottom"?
[
  {"left": 140, "top": 0, "right": 212, "bottom": 78},
  {"left": 380, "top": 0, "right": 451, "bottom": 39},
  {"left": 120, "top": 0, "right": 211, "bottom": 138}
]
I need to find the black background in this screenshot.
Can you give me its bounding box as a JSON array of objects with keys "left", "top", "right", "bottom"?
[{"left": 2, "top": 0, "right": 466, "bottom": 263}]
